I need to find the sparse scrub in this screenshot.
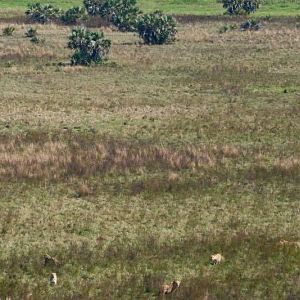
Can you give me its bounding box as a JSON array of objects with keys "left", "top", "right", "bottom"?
[
  {"left": 24, "top": 27, "right": 43, "bottom": 44},
  {"left": 68, "top": 27, "right": 111, "bottom": 65},
  {"left": 61, "top": 6, "right": 86, "bottom": 25},
  {"left": 218, "top": 23, "right": 237, "bottom": 33},
  {"left": 2, "top": 26, "right": 15, "bottom": 36},
  {"left": 29, "top": 35, "right": 43, "bottom": 44},
  {"left": 137, "top": 11, "right": 177, "bottom": 44},
  {"left": 25, "top": 3, "right": 61, "bottom": 23},
  {"left": 241, "top": 18, "right": 262, "bottom": 30},
  {"left": 25, "top": 27, "right": 37, "bottom": 38},
  {"left": 222, "top": 0, "right": 260, "bottom": 15}
]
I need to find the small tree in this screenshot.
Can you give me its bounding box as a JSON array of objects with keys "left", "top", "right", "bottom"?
[
  {"left": 61, "top": 7, "right": 86, "bottom": 25},
  {"left": 137, "top": 11, "right": 177, "bottom": 45},
  {"left": 25, "top": 3, "right": 61, "bottom": 23},
  {"left": 68, "top": 27, "right": 111, "bottom": 65},
  {"left": 222, "top": 0, "right": 260, "bottom": 15},
  {"left": 83, "top": 0, "right": 140, "bottom": 31}
]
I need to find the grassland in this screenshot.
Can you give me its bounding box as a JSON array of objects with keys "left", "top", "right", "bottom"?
[
  {"left": 0, "top": 0, "right": 299, "bottom": 16},
  {"left": 0, "top": 7, "right": 300, "bottom": 300}
]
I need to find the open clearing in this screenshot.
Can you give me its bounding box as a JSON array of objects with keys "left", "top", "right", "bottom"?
[{"left": 0, "top": 4, "right": 300, "bottom": 300}]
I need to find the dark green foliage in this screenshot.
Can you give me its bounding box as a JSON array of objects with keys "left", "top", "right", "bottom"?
[
  {"left": 222, "top": 0, "right": 260, "bottom": 15},
  {"left": 83, "top": 0, "right": 140, "bottom": 31},
  {"left": 68, "top": 27, "right": 111, "bottom": 65},
  {"left": 241, "top": 18, "right": 262, "bottom": 30},
  {"left": 61, "top": 6, "right": 86, "bottom": 25},
  {"left": 2, "top": 26, "right": 15, "bottom": 36},
  {"left": 137, "top": 11, "right": 177, "bottom": 45},
  {"left": 111, "top": 2, "right": 140, "bottom": 32},
  {"left": 25, "top": 3, "right": 61, "bottom": 23}
]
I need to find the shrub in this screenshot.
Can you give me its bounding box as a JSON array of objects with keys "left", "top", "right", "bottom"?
[
  {"left": 241, "top": 18, "right": 262, "bottom": 30},
  {"left": 68, "top": 27, "right": 111, "bottom": 65},
  {"left": 25, "top": 27, "right": 37, "bottom": 38},
  {"left": 2, "top": 26, "right": 15, "bottom": 36},
  {"left": 137, "top": 11, "right": 177, "bottom": 45},
  {"left": 83, "top": 0, "right": 140, "bottom": 31},
  {"left": 25, "top": 3, "right": 61, "bottom": 23},
  {"left": 25, "top": 27, "right": 43, "bottom": 44},
  {"left": 218, "top": 23, "right": 237, "bottom": 33},
  {"left": 61, "top": 6, "right": 86, "bottom": 25},
  {"left": 110, "top": 2, "right": 140, "bottom": 32},
  {"left": 30, "top": 36, "right": 44, "bottom": 44},
  {"left": 222, "top": 0, "right": 260, "bottom": 15}
]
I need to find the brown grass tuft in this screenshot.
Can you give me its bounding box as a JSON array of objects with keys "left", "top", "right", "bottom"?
[
  {"left": 0, "top": 138, "right": 219, "bottom": 180},
  {"left": 274, "top": 157, "right": 300, "bottom": 175}
]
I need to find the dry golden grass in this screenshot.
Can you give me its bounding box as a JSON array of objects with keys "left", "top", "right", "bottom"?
[
  {"left": 275, "top": 157, "right": 300, "bottom": 175},
  {"left": 0, "top": 139, "right": 217, "bottom": 179},
  {"left": 0, "top": 137, "right": 298, "bottom": 181}
]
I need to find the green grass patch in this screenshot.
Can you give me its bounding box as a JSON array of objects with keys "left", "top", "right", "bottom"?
[
  {"left": 0, "top": 0, "right": 299, "bottom": 15},
  {"left": 0, "top": 17, "right": 299, "bottom": 299}
]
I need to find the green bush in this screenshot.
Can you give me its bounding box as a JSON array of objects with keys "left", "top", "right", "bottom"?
[
  {"left": 61, "top": 6, "right": 86, "bottom": 25},
  {"left": 2, "top": 26, "right": 15, "bottom": 36},
  {"left": 222, "top": 0, "right": 260, "bottom": 15},
  {"left": 25, "top": 3, "right": 61, "bottom": 24},
  {"left": 137, "top": 11, "right": 177, "bottom": 45},
  {"left": 68, "top": 27, "right": 111, "bottom": 65},
  {"left": 83, "top": 0, "right": 140, "bottom": 31},
  {"left": 240, "top": 18, "right": 262, "bottom": 30}
]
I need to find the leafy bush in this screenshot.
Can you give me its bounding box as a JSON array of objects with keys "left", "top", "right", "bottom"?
[
  {"left": 68, "top": 27, "right": 111, "bottom": 65},
  {"left": 110, "top": 2, "right": 140, "bottom": 32},
  {"left": 83, "top": 0, "right": 140, "bottom": 31},
  {"left": 137, "top": 11, "right": 177, "bottom": 45},
  {"left": 241, "top": 18, "right": 262, "bottom": 30},
  {"left": 25, "top": 3, "right": 61, "bottom": 23},
  {"left": 2, "top": 26, "right": 15, "bottom": 36},
  {"left": 61, "top": 6, "right": 86, "bottom": 25},
  {"left": 222, "top": 0, "right": 260, "bottom": 15}
]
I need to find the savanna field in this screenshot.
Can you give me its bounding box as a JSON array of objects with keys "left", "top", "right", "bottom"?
[{"left": 0, "top": 0, "right": 300, "bottom": 299}]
